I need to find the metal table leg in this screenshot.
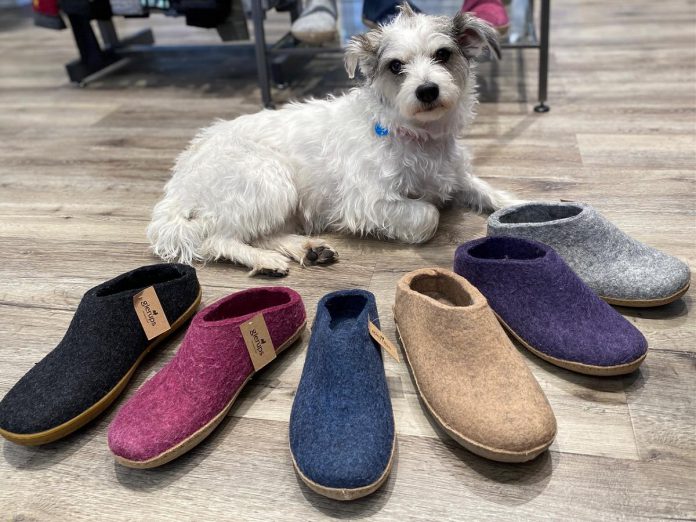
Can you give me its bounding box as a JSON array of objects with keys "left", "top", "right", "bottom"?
[
  {"left": 97, "top": 19, "right": 120, "bottom": 48},
  {"left": 65, "top": 14, "right": 119, "bottom": 83},
  {"left": 534, "top": 0, "right": 550, "bottom": 112},
  {"left": 252, "top": 0, "right": 275, "bottom": 108},
  {"left": 289, "top": 0, "right": 301, "bottom": 22}
]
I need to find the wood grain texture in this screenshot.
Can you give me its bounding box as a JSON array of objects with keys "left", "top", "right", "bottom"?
[{"left": 0, "top": 0, "right": 695, "bottom": 519}]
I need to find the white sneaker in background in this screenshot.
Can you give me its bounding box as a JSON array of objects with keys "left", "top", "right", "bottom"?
[{"left": 291, "top": 0, "right": 338, "bottom": 44}]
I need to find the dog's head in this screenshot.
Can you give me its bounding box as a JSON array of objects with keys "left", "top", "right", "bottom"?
[{"left": 345, "top": 4, "right": 499, "bottom": 124}]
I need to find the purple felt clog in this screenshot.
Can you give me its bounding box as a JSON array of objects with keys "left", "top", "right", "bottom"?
[
  {"left": 108, "top": 287, "right": 306, "bottom": 468},
  {"left": 454, "top": 236, "right": 648, "bottom": 376}
]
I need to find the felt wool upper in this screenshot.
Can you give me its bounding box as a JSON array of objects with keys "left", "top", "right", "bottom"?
[
  {"left": 454, "top": 237, "right": 648, "bottom": 368},
  {"left": 394, "top": 268, "right": 556, "bottom": 456},
  {"left": 487, "top": 202, "right": 691, "bottom": 302},
  {"left": 289, "top": 290, "right": 395, "bottom": 490},
  {"left": 107, "top": 287, "right": 306, "bottom": 463},
  {"left": 0, "top": 264, "right": 200, "bottom": 435}
]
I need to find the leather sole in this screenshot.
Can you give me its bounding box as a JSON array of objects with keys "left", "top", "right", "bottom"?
[
  {"left": 291, "top": 437, "right": 396, "bottom": 501},
  {"left": 495, "top": 313, "right": 647, "bottom": 376},
  {"left": 601, "top": 282, "right": 690, "bottom": 308},
  {"left": 395, "top": 321, "right": 555, "bottom": 463}
]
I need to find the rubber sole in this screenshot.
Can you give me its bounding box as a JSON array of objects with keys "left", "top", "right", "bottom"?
[
  {"left": 114, "top": 321, "right": 307, "bottom": 469},
  {"left": 601, "top": 282, "right": 690, "bottom": 308},
  {"left": 395, "top": 322, "right": 554, "bottom": 463},
  {"left": 0, "top": 289, "right": 203, "bottom": 446},
  {"left": 494, "top": 313, "right": 647, "bottom": 377},
  {"left": 290, "top": 28, "right": 338, "bottom": 45},
  {"left": 291, "top": 437, "right": 396, "bottom": 501}
]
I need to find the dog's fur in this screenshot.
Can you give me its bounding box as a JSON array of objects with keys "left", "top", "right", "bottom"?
[{"left": 148, "top": 5, "right": 517, "bottom": 276}]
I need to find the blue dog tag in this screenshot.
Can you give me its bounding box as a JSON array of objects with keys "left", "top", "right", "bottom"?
[{"left": 374, "top": 122, "right": 389, "bottom": 137}]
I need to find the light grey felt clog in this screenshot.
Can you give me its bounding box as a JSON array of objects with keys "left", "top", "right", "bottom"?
[{"left": 487, "top": 202, "right": 691, "bottom": 307}]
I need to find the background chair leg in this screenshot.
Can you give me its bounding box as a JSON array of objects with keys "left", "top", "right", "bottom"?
[
  {"left": 534, "top": 0, "right": 550, "bottom": 113},
  {"left": 252, "top": 0, "right": 274, "bottom": 108},
  {"left": 289, "top": 0, "right": 301, "bottom": 22},
  {"left": 97, "top": 19, "right": 119, "bottom": 48}
]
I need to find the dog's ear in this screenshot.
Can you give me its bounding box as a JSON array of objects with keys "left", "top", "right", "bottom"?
[
  {"left": 397, "top": 2, "right": 416, "bottom": 18},
  {"left": 452, "top": 12, "right": 501, "bottom": 60},
  {"left": 345, "top": 29, "right": 382, "bottom": 80}
]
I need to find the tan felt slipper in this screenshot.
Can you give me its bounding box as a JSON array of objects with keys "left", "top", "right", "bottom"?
[{"left": 394, "top": 268, "right": 557, "bottom": 463}]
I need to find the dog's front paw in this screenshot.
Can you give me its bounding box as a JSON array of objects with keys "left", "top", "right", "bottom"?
[
  {"left": 256, "top": 267, "right": 290, "bottom": 277},
  {"left": 399, "top": 202, "right": 440, "bottom": 243},
  {"left": 249, "top": 253, "right": 290, "bottom": 277},
  {"left": 302, "top": 243, "right": 339, "bottom": 266}
]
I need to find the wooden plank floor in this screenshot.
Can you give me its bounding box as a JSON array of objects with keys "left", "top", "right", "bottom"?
[{"left": 1, "top": 0, "right": 695, "bottom": 519}]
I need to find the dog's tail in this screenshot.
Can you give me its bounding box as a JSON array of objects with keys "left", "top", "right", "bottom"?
[{"left": 147, "top": 197, "right": 209, "bottom": 265}]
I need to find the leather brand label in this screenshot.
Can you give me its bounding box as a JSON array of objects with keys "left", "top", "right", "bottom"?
[
  {"left": 368, "top": 321, "right": 400, "bottom": 362},
  {"left": 133, "top": 286, "right": 171, "bottom": 340},
  {"left": 240, "top": 314, "right": 276, "bottom": 371}
]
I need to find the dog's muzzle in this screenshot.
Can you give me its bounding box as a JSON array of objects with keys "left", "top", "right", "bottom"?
[
  {"left": 416, "top": 82, "right": 440, "bottom": 103},
  {"left": 415, "top": 82, "right": 440, "bottom": 104}
]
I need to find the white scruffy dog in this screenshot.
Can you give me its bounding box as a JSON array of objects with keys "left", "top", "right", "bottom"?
[{"left": 148, "top": 5, "right": 516, "bottom": 276}]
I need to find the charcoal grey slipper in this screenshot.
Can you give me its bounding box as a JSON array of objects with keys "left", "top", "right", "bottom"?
[
  {"left": 0, "top": 264, "right": 201, "bottom": 446},
  {"left": 487, "top": 202, "right": 691, "bottom": 307}
]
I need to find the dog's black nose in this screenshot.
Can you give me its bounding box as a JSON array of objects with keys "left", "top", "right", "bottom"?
[{"left": 415, "top": 82, "right": 439, "bottom": 103}]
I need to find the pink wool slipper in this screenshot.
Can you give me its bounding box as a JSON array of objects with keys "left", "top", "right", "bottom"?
[
  {"left": 461, "top": 0, "right": 509, "bottom": 35},
  {"left": 108, "top": 287, "right": 306, "bottom": 468}
]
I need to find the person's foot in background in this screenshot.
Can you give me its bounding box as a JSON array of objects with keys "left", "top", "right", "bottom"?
[
  {"left": 461, "top": 0, "right": 509, "bottom": 35},
  {"left": 291, "top": 0, "right": 338, "bottom": 44},
  {"left": 291, "top": 0, "right": 422, "bottom": 44}
]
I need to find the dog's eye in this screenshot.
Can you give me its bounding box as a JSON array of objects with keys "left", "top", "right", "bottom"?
[
  {"left": 388, "top": 60, "right": 403, "bottom": 75},
  {"left": 434, "top": 48, "right": 451, "bottom": 63}
]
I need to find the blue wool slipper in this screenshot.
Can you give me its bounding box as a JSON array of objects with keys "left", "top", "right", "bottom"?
[{"left": 289, "top": 290, "right": 396, "bottom": 501}]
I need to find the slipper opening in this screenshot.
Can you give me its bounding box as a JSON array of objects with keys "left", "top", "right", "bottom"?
[
  {"left": 204, "top": 289, "right": 292, "bottom": 323},
  {"left": 498, "top": 203, "right": 583, "bottom": 224},
  {"left": 409, "top": 273, "right": 474, "bottom": 307},
  {"left": 96, "top": 265, "right": 187, "bottom": 297},
  {"left": 325, "top": 294, "right": 368, "bottom": 331},
  {"left": 469, "top": 237, "right": 547, "bottom": 262}
]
